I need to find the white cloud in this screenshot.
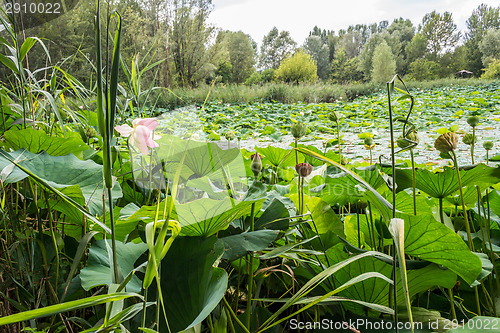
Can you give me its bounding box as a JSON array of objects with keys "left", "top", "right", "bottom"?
[{"left": 209, "top": 0, "right": 499, "bottom": 46}]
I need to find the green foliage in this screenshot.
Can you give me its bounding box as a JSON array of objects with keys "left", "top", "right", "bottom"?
[
  {"left": 371, "top": 40, "right": 396, "bottom": 83},
  {"left": 330, "top": 48, "right": 362, "bottom": 84},
  {"left": 259, "top": 27, "right": 297, "bottom": 69},
  {"left": 215, "top": 61, "right": 233, "bottom": 83},
  {"left": 420, "top": 11, "right": 461, "bottom": 60},
  {"left": 274, "top": 50, "right": 318, "bottom": 84},
  {"left": 407, "top": 58, "right": 441, "bottom": 81},
  {"left": 465, "top": 4, "right": 500, "bottom": 75},
  {"left": 303, "top": 35, "right": 330, "bottom": 79},
  {"left": 479, "top": 28, "right": 500, "bottom": 66},
  {"left": 481, "top": 58, "right": 500, "bottom": 79}
]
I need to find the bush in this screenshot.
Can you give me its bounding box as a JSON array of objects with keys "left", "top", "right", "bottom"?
[
  {"left": 274, "top": 50, "right": 318, "bottom": 84},
  {"left": 407, "top": 58, "right": 441, "bottom": 81},
  {"left": 481, "top": 59, "right": 500, "bottom": 79}
]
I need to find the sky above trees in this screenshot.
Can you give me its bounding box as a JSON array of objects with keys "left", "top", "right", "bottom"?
[{"left": 210, "top": 0, "right": 500, "bottom": 46}]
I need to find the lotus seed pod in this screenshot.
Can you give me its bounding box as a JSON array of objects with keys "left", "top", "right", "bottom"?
[
  {"left": 462, "top": 133, "right": 477, "bottom": 145},
  {"left": 295, "top": 162, "right": 313, "bottom": 177},
  {"left": 225, "top": 130, "right": 235, "bottom": 141},
  {"left": 329, "top": 110, "right": 340, "bottom": 123},
  {"left": 250, "top": 153, "right": 262, "bottom": 177},
  {"left": 290, "top": 121, "right": 307, "bottom": 139},
  {"left": 364, "top": 137, "right": 374, "bottom": 146},
  {"left": 434, "top": 132, "right": 458, "bottom": 153},
  {"left": 483, "top": 141, "right": 494, "bottom": 150},
  {"left": 466, "top": 116, "right": 480, "bottom": 128}
]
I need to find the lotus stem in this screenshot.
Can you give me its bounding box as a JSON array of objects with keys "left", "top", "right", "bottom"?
[
  {"left": 438, "top": 197, "right": 445, "bottom": 225},
  {"left": 450, "top": 150, "right": 473, "bottom": 251},
  {"left": 410, "top": 149, "right": 416, "bottom": 216},
  {"left": 450, "top": 150, "right": 481, "bottom": 315},
  {"left": 246, "top": 202, "right": 256, "bottom": 331},
  {"left": 448, "top": 288, "right": 456, "bottom": 320},
  {"left": 387, "top": 78, "right": 398, "bottom": 328},
  {"left": 471, "top": 127, "right": 475, "bottom": 164},
  {"left": 337, "top": 121, "right": 341, "bottom": 164}
]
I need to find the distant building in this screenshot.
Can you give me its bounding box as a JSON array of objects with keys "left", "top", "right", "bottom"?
[{"left": 455, "top": 70, "right": 473, "bottom": 78}]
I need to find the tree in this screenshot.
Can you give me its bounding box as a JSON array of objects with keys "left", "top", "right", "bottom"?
[
  {"left": 420, "top": 11, "right": 460, "bottom": 60},
  {"left": 274, "top": 50, "right": 317, "bottom": 83},
  {"left": 330, "top": 48, "right": 362, "bottom": 84},
  {"left": 303, "top": 35, "right": 330, "bottom": 79},
  {"left": 259, "top": 27, "right": 296, "bottom": 69},
  {"left": 482, "top": 59, "right": 500, "bottom": 78},
  {"left": 170, "top": 0, "right": 214, "bottom": 87},
  {"left": 405, "top": 33, "right": 428, "bottom": 63},
  {"left": 225, "top": 31, "right": 256, "bottom": 83},
  {"left": 479, "top": 29, "right": 500, "bottom": 66},
  {"left": 338, "top": 30, "right": 363, "bottom": 58},
  {"left": 371, "top": 41, "right": 396, "bottom": 83},
  {"left": 465, "top": 4, "right": 500, "bottom": 75},
  {"left": 406, "top": 58, "right": 441, "bottom": 81}
]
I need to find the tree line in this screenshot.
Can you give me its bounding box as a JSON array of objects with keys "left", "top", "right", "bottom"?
[{"left": 3, "top": 1, "right": 500, "bottom": 88}]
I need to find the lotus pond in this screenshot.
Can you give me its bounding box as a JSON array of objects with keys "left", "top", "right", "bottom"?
[{"left": 1, "top": 74, "right": 500, "bottom": 333}]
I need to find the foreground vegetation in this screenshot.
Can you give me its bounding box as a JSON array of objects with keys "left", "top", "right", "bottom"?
[{"left": 1, "top": 3, "right": 500, "bottom": 333}]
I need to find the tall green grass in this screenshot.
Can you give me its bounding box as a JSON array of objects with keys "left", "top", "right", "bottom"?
[{"left": 153, "top": 78, "right": 497, "bottom": 111}]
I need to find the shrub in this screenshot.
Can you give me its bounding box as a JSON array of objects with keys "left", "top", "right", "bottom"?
[
  {"left": 407, "top": 58, "right": 441, "bottom": 81},
  {"left": 274, "top": 50, "right": 318, "bottom": 84},
  {"left": 481, "top": 59, "right": 500, "bottom": 79}
]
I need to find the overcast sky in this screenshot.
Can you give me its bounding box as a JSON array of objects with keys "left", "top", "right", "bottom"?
[{"left": 208, "top": 0, "right": 499, "bottom": 46}]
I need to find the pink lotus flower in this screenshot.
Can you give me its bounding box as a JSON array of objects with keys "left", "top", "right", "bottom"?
[{"left": 115, "top": 118, "right": 159, "bottom": 155}]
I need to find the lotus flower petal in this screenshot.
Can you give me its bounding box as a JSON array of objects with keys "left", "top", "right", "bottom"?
[
  {"left": 134, "top": 118, "right": 158, "bottom": 131},
  {"left": 114, "top": 124, "right": 134, "bottom": 137}
]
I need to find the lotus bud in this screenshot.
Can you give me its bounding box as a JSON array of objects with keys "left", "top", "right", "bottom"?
[
  {"left": 364, "top": 137, "right": 374, "bottom": 146},
  {"left": 434, "top": 132, "right": 458, "bottom": 153},
  {"left": 86, "top": 127, "right": 99, "bottom": 138},
  {"left": 466, "top": 116, "right": 480, "bottom": 128},
  {"left": 295, "top": 163, "right": 313, "bottom": 177},
  {"left": 250, "top": 153, "right": 262, "bottom": 177},
  {"left": 483, "top": 141, "right": 494, "bottom": 150},
  {"left": 397, "top": 131, "right": 419, "bottom": 149},
  {"left": 462, "top": 133, "right": 477, "bottom": 145},
  {"left": 225, "top": 130, "right": 235, "bottom": 141},
  {"left": 329, "top": 110, "right": 340, "bottom": 123},
  {"left": 291, "top": 122, "right": 307, "bottom": 139}
]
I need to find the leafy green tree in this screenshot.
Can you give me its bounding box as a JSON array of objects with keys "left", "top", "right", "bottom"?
[
  {"left": 303, "top": 35, "right": 330, "bottom": 79},
  {"left": 274, "top": 50, "right": 317, "bottom": 83},
  {"left": 439, "top": 45, "right": 467, "bottom": 77},
  {"left": 406, "top": 58, "right": 440, "bottom": 80},
  {"left": 330, "top": 48, "right": 362, "bottom": 84},
  {"left": 481, "top": 58, "right": 500, "bottom": 78},
  {"left": 479, "top": 28, "right": 500, "bottom": 66},
  {"left": 371, "top": 40, "right": 396, "bottom": 83},
  {"left": 170, "top": 0, "right": 214, "bottom": 87},
  {"left": 465, "top": 4, "right": 500, "bottom": 75},
  {"left": 215, "top": 61, "right": 232, "bottom": 83},
  {"left": 259, "top": 27, "right": 296, "bottom": 69},
  {"left": 225, "top": 31, "right": 256, "bottom": 83},
  {"left": 405, "top": 33, "right": 428, "bottom": 63},
  {"left": 338, "top": 30, "right": 363, "bottom": 58},
  {"left": 420, "top": 11, "right": 460, "bottom": 60}
]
